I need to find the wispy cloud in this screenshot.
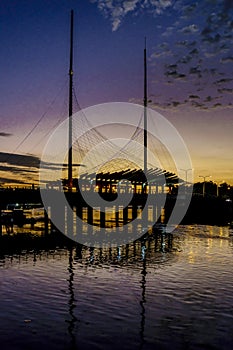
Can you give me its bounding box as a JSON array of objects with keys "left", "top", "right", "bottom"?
[
  {"left": 91, "top": 0, "right": 173, "bottom": 31},
  {"left": 179, "top": 24, "right": 199, "bottom": 34},
  {"left": 91, "top": 0, "right": 233, "bottom": 111}
]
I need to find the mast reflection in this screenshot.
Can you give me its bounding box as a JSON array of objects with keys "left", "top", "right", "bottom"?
[
  {"left": 139, "top": 242, "right": 147, "bottom": 349},
  {"left": 67, "top": 247, "right": 78, "bottom": 349}
]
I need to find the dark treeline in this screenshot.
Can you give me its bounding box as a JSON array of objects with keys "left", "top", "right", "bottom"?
[{"left": 0, "top": 181, "right": 232, "bottom": 226}]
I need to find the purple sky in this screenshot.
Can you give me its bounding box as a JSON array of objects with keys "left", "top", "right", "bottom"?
[{"left": 0, "top": 0, "right": 233, "bottom": 186}]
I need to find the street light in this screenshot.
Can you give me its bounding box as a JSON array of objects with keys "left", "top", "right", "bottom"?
[
  {"left": 180, "top": 168, "right": 193, "bottom": 183},
  {"left": 180, "top": 168, "right": 193, "bottom": 194},
  {"left": 215, "top": 180, "right": 225, "bottom": 197},
  {"left": 199, "top": 175, "right": 211, "bottom": 197}
]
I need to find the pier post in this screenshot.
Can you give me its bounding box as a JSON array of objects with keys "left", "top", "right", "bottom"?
[
  {"left": 132, "top": 205, "right": 137, "bottom": 220},
  {"left": 142, "top": 204, "right": 148, "bottom": 228},
  {"left": 88, "top": 206, "right": 93, "bottom": 226},
  {"left": 123, "top": 207, "right": 128, "bottom": 225},
  {"left": 75, "top": 205, "right": 82, "bottom": 234},
  {"left": 161, "top": 207, "right": 165, "bottom": 224},
  {"left": 67, "top": 205, "right": 74, "bottom": 236},
  {"left": 100, "top": 207, "right": 105, "bottom": 227},
  {"left": 0, "top": 209, "right": 2, "bottom": 236},
  {"left": 50, "top": 202, "right": 65, "bottom": 234},
  {"left": 115, "top": 206, "right": 119, "bottom": 227},
  {"left": 44, "top": 208, "right": 49, "bottom": 235}
]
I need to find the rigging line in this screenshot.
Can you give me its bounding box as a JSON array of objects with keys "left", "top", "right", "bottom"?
[
  {"left": 73, "top": 95, "right": 110, "bottom": 142},
  {"left": 73, "top": 87, "right": 143, "bottom": 148},
  {"left": 10, "top": 79, "right": 68, "bottom": 156},
  {"left": 31, "top": 83, "right": 69, "bottom": 153},
  {"left": 30, "top": 108, "right": 67, "bottom": 154},
  {"left": 73, "top": 88, "right": 121, "bottom": 166},
  {"left": 72, "top": 86, "right": 149, "bottom": 172}
]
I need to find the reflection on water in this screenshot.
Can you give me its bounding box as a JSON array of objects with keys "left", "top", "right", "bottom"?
[
  {"left": 67, "top": 248, "right": 78, "bottom": 349},
  {"left": 0, "top": 225, "right": 233, "bottom": 349},
  {"left": 139, "top": 246, "right": 146, "bottom": 350}
]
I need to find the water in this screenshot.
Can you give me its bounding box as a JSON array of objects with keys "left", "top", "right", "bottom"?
[{"left": 1, "top": 225, "right": 233, "bottom": 349}]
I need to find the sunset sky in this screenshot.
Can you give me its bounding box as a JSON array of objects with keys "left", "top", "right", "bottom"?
[{"left": 0, "top": 0, "right": 233, "bottom": 186}]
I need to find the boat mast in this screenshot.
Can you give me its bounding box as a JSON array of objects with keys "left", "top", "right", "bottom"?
[
  {"left": 143, "top": 38, "right": 147, "bottom": 177},
  {"left": 68, "top": 9, "right": 74, "bottom": 191}
]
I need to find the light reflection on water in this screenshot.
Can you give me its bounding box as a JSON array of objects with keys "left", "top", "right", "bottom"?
[{"left": 0, "top": 225, "right": 233, "bottom": 350}]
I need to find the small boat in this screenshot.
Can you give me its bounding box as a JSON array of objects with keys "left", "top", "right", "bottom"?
[
  {"left": 152, "top": 223, "right": 166, "bottom": 235},
  {"left": 1, "top": 203, "right": 44, "bottom": 228}
]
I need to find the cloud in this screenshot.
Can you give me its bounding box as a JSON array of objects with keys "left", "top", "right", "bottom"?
[
  {"left": 175, "top": 40, "right": 197, "bottom": 48},
  {"left": 91, "top": 0, "right": 173, "bottom": 31},
  {"left": 0, "top": 132, "right": 12, "bottom": 137},
  {"left": 182, "top": 3, "right": 198, "bottom": 16},
  {"left": 213, "top": 102, "right": 223, "bottom": 109},
  {"left": 189, "top": 48, "right": 199, "bottom": 55},
  {"left": 217, "top": 87, "right": 233, "bottom": 94},
  {"left": 189, "top": 94, "right": 200, "bottom": 99},
  {"left": 0, "top": 164, "right": 37, "bottom": 174},
  {"left": 0, "top": 177, "right": 30, "bottom": 185},
  {"left": 189, "top": 66, "right": 202, "bottom": 76},
  {"left": 177, "top": 54, "right": 192, "bottom": 64},
  {"left": 165, "top": 69, "right": 186, "bottom": 80},
  {"left": 179, "top": 24, "right": 199, "bottom": 34},
  {"left": 91, "top": 0, "right": 139, "bottom": 31},
  {"left": 204, "top": 96, "right": 214, "bottom": 103},
  {"left": 202, "top": 33, "right": 221, "bottom": 44},
  {"left": 150, "top": 49, "right": 172, "bottom": 59},
  {"left": 0, "top": 152, "right": 84, "bottom": 174},
  {"left": 165, "top": 63, "right": 177, "bottom": 70},
  {"left": 0, "top": 153, "right": 40, "bottom": 185},
  {"left": 220, "top": 56, "right": 233, "bottom": 64},
  {"left": 214, "top": 78, "right": 233, "bottom": 85},
  {"left": 0, "top": 152, "right": 40, "bottom": 168},
  {"left": 161, "top": 26, "right": 175, "bottom": 37}
]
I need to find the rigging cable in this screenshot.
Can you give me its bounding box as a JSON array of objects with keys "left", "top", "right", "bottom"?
[{"left": 10, "top": 79, "right": 68, "bottom": 156}]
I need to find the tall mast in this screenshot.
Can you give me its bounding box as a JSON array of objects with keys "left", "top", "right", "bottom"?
[
  {"left": 68, "top": 9, "right": 74, "bottom": 191},
  {"left": 143, "top": 38, "right": 147, "bottom": 176}
]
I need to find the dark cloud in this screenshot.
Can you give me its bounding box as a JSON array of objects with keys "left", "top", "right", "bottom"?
[
  {"left": 214, "top": 78, "right": 233, "bottom": 85},
  {"left": 182, "top": 3, "right": 198, "bottom": 16},
  {"left": 175, "top": 40, "right": 197, "bottom": 48},
  {"left": 220, "top": 56, "right": 233, "bottom": 63},
  {"left": 171, "top": 101, "right": 181, "bottom": 107},
  {"left": 213, "top": 103, "right": 222, "bottom": 108},
  {"left": 204, "top": 96, "right": 213, "bottom": 102},
  {"left": 166, "top": 70, "right": 178, "bottom": 76},
  {"left": 177, "top": 55, "right": 192, "bottom": 64},
  {"left": 190, "top": 101, "right": 205, "bottom": 109},
  {"left": 189, "top": 48, "right": 199, "bottom": 55},
  {"left": 0, "top": 152, "right": 40, "bottom": 168},
  {"left": 0, "top": 164, "right": 37, "bottom": 174},
  {"left": 217, "top": 87, "right": 233, "bottom": 94},
  {"left": 201, "top": 26, "right": 212, "bottom": 36},
  {"left": 143, "top": 0, "right": 232, "bottom": 111},
  {"left": 189, "top": 95, "right": 200, "bottom": 99},
  {"left": 0, "top": 132, "right": 12, "bottom": 137},
  {"left": 165, "top": 69, "right": 186, "bottom": 80},
  {"left": 0, "top": 177, "right": 29, "bottom": 185},
  {"left": 0, "top": 152, "right": 83, "bottom": 171},
  {"left": 202, "top": 33, "right": 221, "bottom": 44},
  {"left": 165, "top": 63, "right": 177, "bottom": 70},
  {"left": 189, "top": 66, "right": 202, "bottom": 76}
]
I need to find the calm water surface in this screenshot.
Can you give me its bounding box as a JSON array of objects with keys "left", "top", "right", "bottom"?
[{"left": 1, "top": 225, "right": 233, "bottom": 350}]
